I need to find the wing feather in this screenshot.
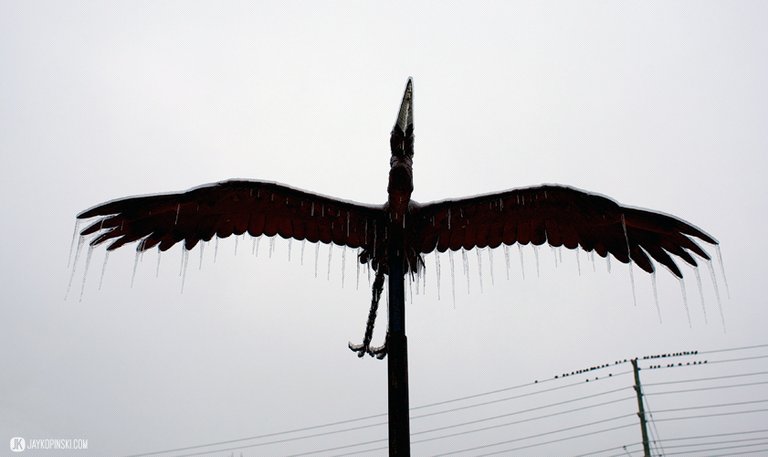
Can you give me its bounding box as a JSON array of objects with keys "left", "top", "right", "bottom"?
[
  {"left": 415, "top": 185, "right": 716, "bottom": 278},
  {"left": 78, "top": 180, "right": 385, "bottom": 253}
]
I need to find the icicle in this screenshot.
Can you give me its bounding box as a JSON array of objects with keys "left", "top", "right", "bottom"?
[
  {"left": 130, "top": 250, "right": 140, "bottom": 288},
  {"left": 65, "top": 236, "right": 86, "bottom": 300},
  {"left": 576, "top": 249, "right": 581, "bottom": 276},
  {"left": 78, "top": 246, "right": 94, "bottom": 302},
  {"left": 487, "top": 247, "right": 495, "bottom": 286},
  {"left": 199, "top": 242, "right": 205, "bottom": 270},
  {"left": 628, "top": 262, "right": 637, "bottom": 307},
  {"left": 651, "top": 271, "right": 662, "bottom": 323},
  {"left": 408, "top": 273, "right": 413, "bottom": 302},
  {"left": 356, "top": 248, "right": 361, "bottom": 291},
  {"left": 66, "top": 220, "right": 82, "bottom": 268},
  {"left": 435, "top": 252, "right": 441, "bottom": 300},
  {"left": 367, "top": 259, "right": 371, "bottom": 285},
  {"left": 174, "top": 203, "right": 181, "bottom": 225},
  {"left": 715, "top": 245, "right": 730, "bottom": 298},
  {"left": 214, "top": 237, "right": 219, "bottom": 263},
  {"left": 301, "top": 239, "right": 306, "bottom": 265},
  {"left": 287, "top": 239, "right": 292, "bottom": 262},
  {"left": 449, "top": 250, "right": 456, "bottom": 308},
  {"left": 234, "top": 235, "right": 239, "bottom": 256},
  {"left": 341, "top": 247, "right": 346, "bottom": 288},
  {"left": 327, "top": 243, "right": 333, "bottom": 281},
  {"left": 155, "top": 250, "right": 161, "bottom": 278},
  {"left": 461, "top": 248, "right": 470, "bottom": 294},
  {"left": 310, "top": 202, "right": 315, "bottom": 217},
  {"left": 421, "top": 259, "right": 426, "bottom": 295},
  {"left": 504, "top": 244, "right": 510, "bottom": 280},
  {"left": 99, "top": 251, "right": 110, "bottom": 290},
  {"left": 558, "top": 247, "right": 563, "bottom": 264},
  {"left": 551, "top": 246, "right": 558, "bottom": 268},
  {"left": 533, "top": 245, "right": 540, "bottom": 278},
  {"left": 180, "top": 247, "right": 190, "bottom": 294},
  {"left": 416, "top": 264, "right": 422, "bottom": 295},
  {"left": 269, "top": 237, "right": 275, "bottom": 258},
  {"left": 606, "top": 255, "right": 612, "bottom": 273},
  {"left": 476, "top": 249, "right": 484, "bottom": 293},
  {"left": 590, "top": 250, "right": 596, "bottom": 272},
  {"left": 518, "top": 244, "right": 525, "bottom": 280},
  {"left": 314, "top": 243, "right": 320, "bottom": 278},
  {"left": 620, "top": 215, "right": 635, "bottom": 306},
  {"left": 679, "top": 277, "right": 692, "bottom": 327},
  {"left": 694, "top": 268, "right": 708, "bottom": 324},
  {"left": 253, "top": 237, "right": 261, "bottom": 257},
  {"left": 707, "top": 260, "right": 726, "bottom": 332}
]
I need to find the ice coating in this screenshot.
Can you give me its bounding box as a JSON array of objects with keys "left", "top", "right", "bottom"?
[
  {"left": 476, "top": 249, "right": 484, "bottom": 294},
  {"left": 680, "top": 277, "right": 692, "bottom": 328},
  {"left": 694, "top": 267, "right": 708, "bottom": 324},
  {"left": 65, "top": 235, "right": 85, "bottom": 300},
  {"left": 503, "top": 244, "right": 510, "bottom": 281},
  {"left": 707, "top": 260, "right": 726, "bottom": 332},
  {"left": 651, "top": 271, "right": 662, "bottom": 323},
  {"left": 99, "top": 251, "right": 110, "bottom": 290},
  {"left": 449, "top": 250, "right": 456, "bottom": 308},
  {"left": 79, "top": 245, "right": 94, "bottom": 302}
]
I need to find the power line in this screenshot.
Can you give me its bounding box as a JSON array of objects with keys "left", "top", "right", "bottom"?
[
  {"left": 649, "top": 435, "right": 768, "bottom": 452},
  {"left": 473, "top": 425, "right": 638, "bottom": 457},
  {"left": 653, "top": 397, "right": 768, "bottom": 414},
  {"left": 699, "top": 342, "right": 768, "bottom": 354},
  {"left": 707, "top": 447, "right": 768, "bottom": 457},
  {"left": 646, "top": 380, "right": 768, "bottom": 395},
  {"left": 425, "top": 415, "right": 636, "bottom": 456},
  {"left": 643, "top": 370, "right": 768, "bottom": 386},
  {"left": 127, "top": 343, "right": 768, "bottom": 457},
  {"left": 654, "top": 407, "right": 768, "bottom": 422},
  {"left": 412, "top": 394, "right": 633, "bottom": 436},
  {"left": 659, "top": 440, "right": 768, "bottom": 456},
  {"left": 411, "top": 384, "right": 631, "bottom": 421},
  {"left": 571, "top": 442, "right": 643, "bottom": 457},
  {"left": 127, "top": 369, "right": 628, "bottom": 456},
  {"left": 123, "top": 411, "right": 386, "bottom": 457},
  {"left": 410, "top": 398, "right": 635, "bottom": 445}
]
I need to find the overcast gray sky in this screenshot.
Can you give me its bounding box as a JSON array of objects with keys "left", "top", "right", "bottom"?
[{"left": 2, "top": 1, "right": 767, "bottom": 456}]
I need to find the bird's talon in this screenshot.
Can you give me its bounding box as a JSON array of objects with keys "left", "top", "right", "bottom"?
[
  {"left": 348, "top": 341, "right": 368, "bottom": 358},
  {"left": 369, "top": 344, "right": 387, "bottom": 359}
]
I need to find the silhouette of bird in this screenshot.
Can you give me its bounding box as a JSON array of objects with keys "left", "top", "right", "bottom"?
[{"left": 77, "top": 78, "right": 717, "bottom": 358}]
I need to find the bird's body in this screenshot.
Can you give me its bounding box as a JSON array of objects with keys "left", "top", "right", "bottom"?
[{"left": 77, "top": 78, "right": 718, "bottom": 358}]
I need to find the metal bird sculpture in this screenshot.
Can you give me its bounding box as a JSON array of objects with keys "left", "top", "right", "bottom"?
[{"left": 76, "top": 78, "right": 717, "bottom": 359}]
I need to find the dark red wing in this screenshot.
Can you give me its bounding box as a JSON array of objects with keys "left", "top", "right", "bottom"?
[
  {"left": 414, "top": 185, "right": 717, "bottom": 278},
  {"left": 78, "top": 180, "right": 386, "bottom": 253}
]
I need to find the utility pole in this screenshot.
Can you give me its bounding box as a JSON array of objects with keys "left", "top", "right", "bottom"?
[
  {"left": 387, "top": 248, "right": 410, "bottom": 456},
  {"left": 631, "top": 358, "right": 651, "bottom": 457}
]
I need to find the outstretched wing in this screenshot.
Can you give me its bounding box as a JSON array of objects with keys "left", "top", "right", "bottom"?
[
  {"left": 414, "top": 185, "right": 717, "bottom": 278},
  {"left": 78, "top": 180, "right": 386, "bottom": 253}
]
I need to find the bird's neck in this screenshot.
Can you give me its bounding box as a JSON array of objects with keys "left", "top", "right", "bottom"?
[{"left": 387, "top": 155, "right": 413, "bottom": 220}]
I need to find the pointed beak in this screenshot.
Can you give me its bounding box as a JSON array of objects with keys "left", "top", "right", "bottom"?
[{"left": 394, "top": 78, "right": 413, "bottom": 135}]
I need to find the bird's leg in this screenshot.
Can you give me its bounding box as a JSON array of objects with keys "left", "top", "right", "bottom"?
[{"left": 348, "top": 270, "right": 386, "bottom": 358}]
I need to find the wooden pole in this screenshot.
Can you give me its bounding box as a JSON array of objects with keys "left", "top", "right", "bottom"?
[
  {"left": 631, "top": 358, "right": 651, "bottom": 457},
  {"left": 387, "top": 249, "right": 410, "bottom": 456}
]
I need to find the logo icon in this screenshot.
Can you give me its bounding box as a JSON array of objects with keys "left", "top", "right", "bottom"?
[{"left": 10, "top": 437, "right": 25, "bottom": 452}]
